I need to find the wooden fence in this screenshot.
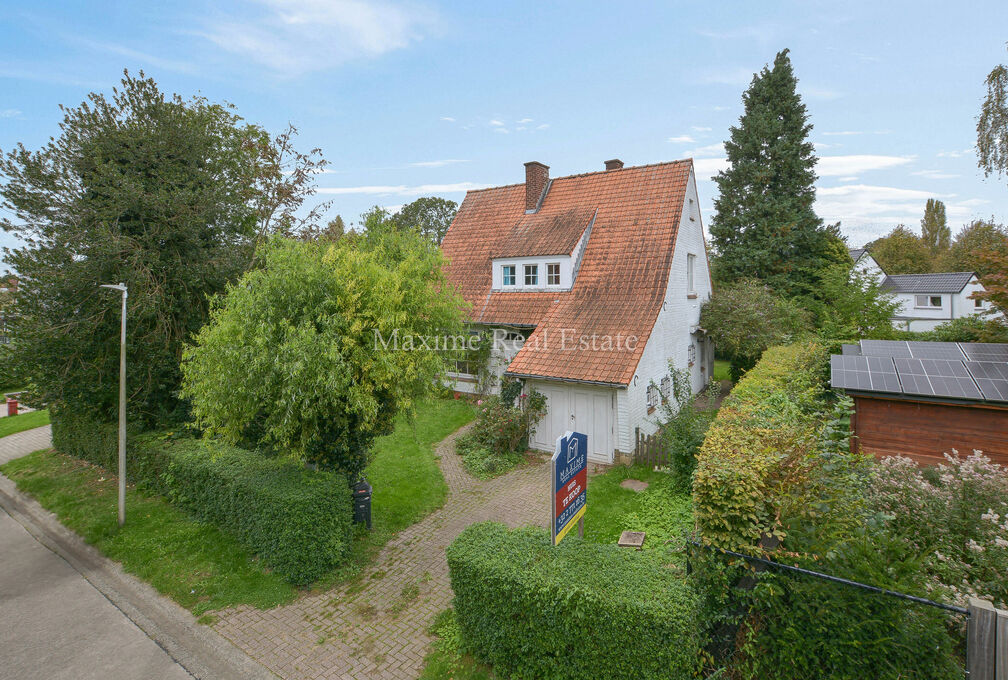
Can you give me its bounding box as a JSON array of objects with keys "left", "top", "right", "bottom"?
[
  {"left": 968, "top": 598, "right": 1008, "bottom": 680},
  {"left": 633, "top": 427, "right": 670, "bottom": 467}
]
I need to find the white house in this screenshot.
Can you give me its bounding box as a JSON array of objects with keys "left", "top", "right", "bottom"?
[
  {"left": 440, "top": 158, "right": 714, "bottom": 464},
  {"left": 884, "top": 272, "right": 992, "bottom": 332},
  {"left": 848, "top": 248, "right": 994, "bottom": 332}
]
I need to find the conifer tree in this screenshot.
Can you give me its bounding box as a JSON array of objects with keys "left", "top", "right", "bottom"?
[
  {"left": 920, "top": 198, "right": 951, "bottom": 255},
  {"left": 709, "top": 49, "right": 839, "bottom": 297}
]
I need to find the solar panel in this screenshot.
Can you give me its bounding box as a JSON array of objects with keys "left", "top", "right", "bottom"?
[
  {"left": 907, "top": 341, "right": 966, "bottom": 360},
  {"left": 831, "top": 355, "right": 901, "bottom": 393},
  {"left": 964, "top": 361, "right": 1008, "bottom": 402},
  {"left": 959, "top": 343, "right": 1008, "bottom": 362},
  {"left": 860, "top": 340, "right": 912, "bottom": 358},
  {"left": 865, "top": 356, "right": 901, "bottom": 393},
  {"left": 841, "top": 343, "right": 861, "bottom": 356},
  {"left": 893, "top": 358, "right": 983, "bottom": 400},
  {"left": 831, "top": 355, "right": 872, "bottom": 390}
]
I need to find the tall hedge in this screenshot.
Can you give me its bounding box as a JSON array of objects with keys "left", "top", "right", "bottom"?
[
  {"left": 52, "top": 409, "right": 352, "bottom": 585},
  {"left": 446, "top": 522, "right": 700, "bottom": 680},
  {"left": 693, "top": 342, "right": 830, "bottom": 549}
]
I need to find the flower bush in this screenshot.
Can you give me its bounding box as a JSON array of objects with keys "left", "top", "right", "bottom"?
[
  {"left": 455, "top": 386, "right": 547, "bottom": 479},
  {"left": 867, "top": 450, "right": 1008, "bottom": 608}
]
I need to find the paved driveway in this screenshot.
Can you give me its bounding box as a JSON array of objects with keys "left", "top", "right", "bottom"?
[{"left": 212, "top": 426, "right": 552, "bottom": 680}]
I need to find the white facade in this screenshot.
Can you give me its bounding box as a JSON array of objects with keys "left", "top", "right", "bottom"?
[
  {"left": 891, "top": 275, "right": 992, "bottom": 332},
  {"left": 851, "top": 251, "right": 886, "bottom": 286},
  {"left": 522, "top": 170, "right": 714, "bottom": 463}
]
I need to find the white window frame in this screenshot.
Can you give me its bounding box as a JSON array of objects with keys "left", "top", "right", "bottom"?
[
  {"left": 524, "top": 264, "right": 538, "bottom": 286},
  {"left": 647, "top": 383, "right": 659, "bottom": 411},
  {"left": 547, "top": 262, "right": 561, "bottom": 286},
  {"left": 502, "top": 264, "right": 516, "bottom": 286},
  {"left": 914, "top": 295, "right": 942, "bottom": 309},
  {"left": 974, "top": 297, "right": 984, "bottom": 309},
  {"left": 687, "top": 253, "right": 696, "bottom": 294}
]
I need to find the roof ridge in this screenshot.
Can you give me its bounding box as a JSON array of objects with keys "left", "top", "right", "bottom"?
[
  {"left": 461, "top": 158, "right": 693, "bottom": 194},
  {"left": 888, "top": 271, "right": 976, "bottom": 277}
]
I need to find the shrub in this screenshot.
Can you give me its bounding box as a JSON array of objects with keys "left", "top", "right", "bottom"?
[
  {"left": 50, "top": 408, "right": 165, "bottom": 482},
  {"left": 654, "top": 367, "right": 719, "bottom": 488},
  {"left": 866, "top": 451, "right": 1008, "bottom": 608},
  {"left": 148, "top": 436, "right": 352, "bottom": 585},
  {"left": 693, "top": 342, "right": 836, "bottom": 549},
  {"left": 700, "top": 279, "right": 811, "bottom": 378},
  {"left": 455, "top": 388, "right": 547, "bottom": 478},
  {"left": 446, "top": 522, "right": 700, "bottom": 680}
]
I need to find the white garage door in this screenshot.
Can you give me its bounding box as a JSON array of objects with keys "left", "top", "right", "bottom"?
[{"left": 530, "top": 383, "right": 614, "bottom": 463}]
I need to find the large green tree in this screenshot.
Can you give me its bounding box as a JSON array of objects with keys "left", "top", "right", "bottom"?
[
  {"left": 179, "top": 234, "right": 468, "bottom": 480},
  {"left": 947, "top": 219, "right": 1008, "bottom": 276},
  {"left": 392, "top": 196, "right": 458, "bottom": 245},
  {"left": 709, "top": 49, "right": 838, "bottom": 296},
  {"left": 805, "top": 264, "right": 899, "bottom": 340},
  {"left": 0, "top": 72, "right": 323, "bottom": 425},
  {"left": 920, "top": 198, "right": 950, "bottom": 255},
  {"left": 868, "top": 225, "right": 935, "bottom": 274},
  {"left": 978, "top": 45, "right": 1008, "bottom": 179}
]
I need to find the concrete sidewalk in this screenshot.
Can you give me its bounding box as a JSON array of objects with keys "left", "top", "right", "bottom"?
[
  {"left": 0, "top": 425, "right": 275, "bottom": 680},
  {"left": 0, "top": 505, "right": 192, "bottom": 680}
]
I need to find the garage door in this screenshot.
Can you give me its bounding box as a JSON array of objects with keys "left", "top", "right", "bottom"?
[{"left": 530, "top": 383, "right": 614, "bottom": 463}]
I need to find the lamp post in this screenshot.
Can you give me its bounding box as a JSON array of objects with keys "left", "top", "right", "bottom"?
[{"left": 100, "top": 283, "right": 127, "bottom": 527}]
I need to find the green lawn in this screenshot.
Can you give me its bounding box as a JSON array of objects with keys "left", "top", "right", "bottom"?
[
  {"left": 1, "top": 450, "right": 295, "bottom": 615},
  {"left": 713, "top": 359, "right": 731, "bottom": 383},
  {"left": 1, "top": 398, "right": 475, "bottom": 610},
  {"left": 419, "top": 609, "right": 495, "bottom": 680},
  {"left": 314, "top": 397, "right": 476, "bottom": 587},
  {"left": 583, "top": 464, "right": 693, "bottom": 550},
  {"left": 0, "top": 409, "right": 50, "bottom": 438}
]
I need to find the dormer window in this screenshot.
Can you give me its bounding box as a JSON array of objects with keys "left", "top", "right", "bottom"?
[
  {"left": 547, "top": 263, "right": 561, "bottom": 286},
  {"left": 524, "top": 264, "right": 538, "bottom": 286},
  {"left": 502, "top": 265, "right": 516, "bottom": 286}
]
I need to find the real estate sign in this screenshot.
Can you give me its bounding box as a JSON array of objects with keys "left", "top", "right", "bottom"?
[{"left": 552, "top": 430, "right": 587, "bottom": 545}]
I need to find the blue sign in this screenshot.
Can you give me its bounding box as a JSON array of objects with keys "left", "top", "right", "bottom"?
[{"left": 552, "top": 431, "right": 587, "bottom": 544}]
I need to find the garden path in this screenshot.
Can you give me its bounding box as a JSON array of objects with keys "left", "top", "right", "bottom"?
[
  {"left": 211, "top": 425, "right": 551, "bottom": 680},
  {"left": 0, "top": 425, "right": 51, "bottom": 465}
]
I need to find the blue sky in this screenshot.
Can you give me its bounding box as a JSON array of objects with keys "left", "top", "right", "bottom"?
[{"left": 1, "top": 1, "right": 1007, "bottom": 270}]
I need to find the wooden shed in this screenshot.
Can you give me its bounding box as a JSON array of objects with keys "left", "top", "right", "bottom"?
[{"left": 832, "top": 340, "right": 1008, "bottom": 467}]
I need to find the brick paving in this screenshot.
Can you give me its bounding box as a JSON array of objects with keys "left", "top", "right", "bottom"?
[
  {"left": 0, "top": 425, "right": 52, "bottom": 465},
  {"left": 211, "top": 425, "right": 551, "bottom": 680}
]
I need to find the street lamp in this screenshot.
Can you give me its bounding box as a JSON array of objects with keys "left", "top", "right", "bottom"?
[{"left": 100, "top": 283, "right": 127, "bottom": 527}]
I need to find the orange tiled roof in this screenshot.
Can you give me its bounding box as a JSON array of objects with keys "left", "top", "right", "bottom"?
[{"left": 441, "top": 159, "right": 693, "bottom": 385}]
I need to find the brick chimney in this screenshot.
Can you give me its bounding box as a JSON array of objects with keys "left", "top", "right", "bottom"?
[
  {"left": 524, "top": 161, "right": 549, "bottom": 212},
  {"left": 604, "top": 158, "right": 624, "bottom": 171}
]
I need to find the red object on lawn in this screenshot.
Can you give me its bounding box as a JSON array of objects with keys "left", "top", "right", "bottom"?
[{"left": 6, "top": 398, "right": 18, "bottom": 417}]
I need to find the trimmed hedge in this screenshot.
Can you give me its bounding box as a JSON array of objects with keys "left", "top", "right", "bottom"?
[
  {"left": 693, "top": 342, "right": 830, "bottom": 549},
  {"left": 52, "top": 409, "right": 352, "bottom": 585},
  {"left": 446, "top": 522, "right": 700, "bottom": 680}
]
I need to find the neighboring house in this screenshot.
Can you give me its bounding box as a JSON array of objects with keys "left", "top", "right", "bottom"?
[
  {"left": 883, "top": 272, "right": 991, "bottom": 332},
  {"left": 848, "top": 248, "right": 993, "bottom": 331},
  {"left": 848, "top": 248, "right": 886, "bottom": 286},
  {"left": 441, "top": 158, "right": 714, "bottom": 464},
  {"left": 831, "top": 339, "right": 1008, "bottom": 466}
]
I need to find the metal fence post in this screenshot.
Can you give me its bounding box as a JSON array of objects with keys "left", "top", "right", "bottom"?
[{"left": 968, "top": 597, "right": 997, "bottom": 680}]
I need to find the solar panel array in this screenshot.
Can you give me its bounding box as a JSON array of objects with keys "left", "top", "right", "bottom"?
[{"left": 829, "top": 340, "right": 1008, "bottom": 403}]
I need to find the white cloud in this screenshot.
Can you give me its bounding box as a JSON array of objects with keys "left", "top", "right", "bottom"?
[
  {"left": 383, "top": 204, "right": 404, "bottom": 214},
  {"left": 937, "top": 148, "right": 974, "bottom": 158},
  {"left": 713, "top": 105, "right": 730, "bottom": 111},
  {"left": 317, "top": 181, "right": 487, "bottom": 196},
  {"left": 440, "top": 116, "right": 455, "bottom": 122},
  {"left": 822, "top": 131, "right": 862, "bottom": 137},
  {"left": 685, "top": 143, "right": 725, "bottom": 158},
  {"left": 200, "top": 0, "right": 437, "bottom": 76},
  {"left": 817, "top": 154, "right": 914, "bottom": 176},
  {"left": 409, "top": 159, "right": 468, "bottom": 168},
  {"left": 517, "top": 117, "right": 533, "bottom": 124},
  {"left": 692, "top": 157, "right": 730, "bottom": 181},
  {"left": 492, "top": 127, "right": 509, "bottom": 134},
  {"left": 691, "top": 126, "right": 712, "bottom": 132},
  {"left": 0, "top": 109, "right": 21, "bottom": 118},
  {"left": 536, "top": 123, "right": 549, "bottom": 130},
  {"left": 911, "top": 169, "right": 959, "bottom": 180},
  {"left": 696, "top": 67, "right": 754, "bottom": 87},
  {"left": 815, "top": 184, "right": 936, "bottom": 224},
  {"left": 668, "top": 135, "right": 696, "bottom": 144},
  {"left": 489, "top": 119, "right": 505, "bottom": 126}
]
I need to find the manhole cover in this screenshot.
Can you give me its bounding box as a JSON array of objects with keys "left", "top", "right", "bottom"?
[
  {"left": 620, "top": 479, "right": 649, "bottom": 492},
  {"left": 618, "top": 530, "right": 646, "bottom": 548}
]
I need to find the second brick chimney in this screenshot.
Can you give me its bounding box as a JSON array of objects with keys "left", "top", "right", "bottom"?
[
  {"left": 604, "top": 158, "right": 624, "bottom": 171},
  {"left": 524, "top": 161, "right": 549, "bottom": 212}
]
